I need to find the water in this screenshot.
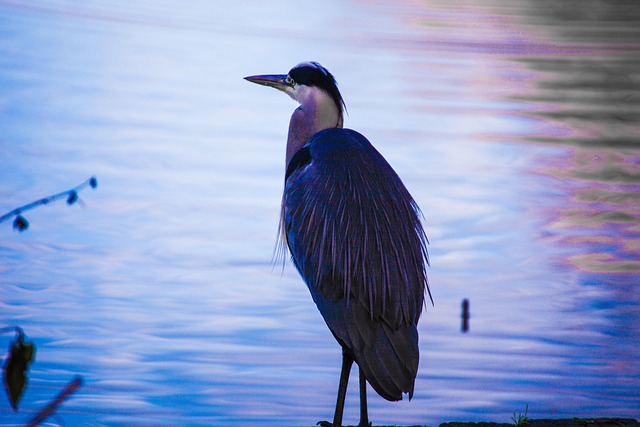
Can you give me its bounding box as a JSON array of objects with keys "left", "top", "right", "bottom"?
[{"left": 1, "top": 0, "right": 639, "bottom": 425}]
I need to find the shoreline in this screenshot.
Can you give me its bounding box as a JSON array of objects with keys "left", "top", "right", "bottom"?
[{"left": 316, "top": 418, "right": 640, "bottom": 427}]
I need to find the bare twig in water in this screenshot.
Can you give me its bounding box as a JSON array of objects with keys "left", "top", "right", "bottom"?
[{"left": 0, "top": 176, "right": 98, "bottom": 231}]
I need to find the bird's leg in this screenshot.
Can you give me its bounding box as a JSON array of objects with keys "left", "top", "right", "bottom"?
[
  {"left": 333, "top": 349, "right": 353, "bottom": 427},
  {"left": 358, "top": 366, "right": 370, "bottom": 427},
  {"left": 318, "top": 349, "right": 353, "bottom": 427}
]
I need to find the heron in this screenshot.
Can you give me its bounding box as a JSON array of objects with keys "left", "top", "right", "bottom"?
[{"left": 245, "top": 61, "right": 430, "bottom": 427}]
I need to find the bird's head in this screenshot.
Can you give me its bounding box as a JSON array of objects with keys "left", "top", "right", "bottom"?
[{"left": 245, "top": 61, "right": 346, "bottom": 124}]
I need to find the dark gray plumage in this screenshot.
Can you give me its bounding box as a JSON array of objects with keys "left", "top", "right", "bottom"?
[{"left": 245, "top": 62, "right": 430, "bottom": 427}]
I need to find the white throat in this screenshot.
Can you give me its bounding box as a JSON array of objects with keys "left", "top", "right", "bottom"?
[{"left": 285, "top": 84, "right": 343, "bottom": 166}]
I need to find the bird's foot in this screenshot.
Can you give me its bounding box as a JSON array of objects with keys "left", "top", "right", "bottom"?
[{"left": 316, "top": 422, "right": 372, "bottom": 427}]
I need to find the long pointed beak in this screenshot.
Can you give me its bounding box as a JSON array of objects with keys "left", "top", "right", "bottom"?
[{"left": 244, "top": 74, "right": 291, "bottom": 92}]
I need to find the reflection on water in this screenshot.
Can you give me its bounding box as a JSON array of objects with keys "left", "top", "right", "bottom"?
[
  {"left": 1, "top": 0, "right": 639, "bottom": 425},
  {"left": 507, "top": 1, "right": 640, "bottom": 276}
]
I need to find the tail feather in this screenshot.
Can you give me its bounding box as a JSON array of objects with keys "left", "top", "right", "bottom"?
[
  {"left": 323, "top": 295, "right": 419, "bottom": 402},
  {"left": 354, "top": 320, "right": 418, "bottom": 401}
]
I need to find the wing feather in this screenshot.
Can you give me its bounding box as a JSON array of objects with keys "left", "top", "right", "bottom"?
[
  {"left": 282, "top": 128, "right": 429, "bottom": 326},
  {"left": 281, "top": 127, "right": 430, "bottom": 400}
]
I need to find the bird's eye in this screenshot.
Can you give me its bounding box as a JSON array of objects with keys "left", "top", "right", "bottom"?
[{"left": 286, "top": 76, "right": 295, "bottom": 86}]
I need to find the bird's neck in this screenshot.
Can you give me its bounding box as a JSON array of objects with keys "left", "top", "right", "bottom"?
[{"left": 286, "top": 87, "right": 343, "bottom": 166}]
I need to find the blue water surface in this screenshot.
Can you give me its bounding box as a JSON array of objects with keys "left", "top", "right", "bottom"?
[{"left": 1, "top": 1, "right": 639, "bottom": 426}]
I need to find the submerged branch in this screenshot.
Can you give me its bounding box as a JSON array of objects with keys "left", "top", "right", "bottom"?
[{"left": 26, "top": 376, "right": 83, "bottom": 427}]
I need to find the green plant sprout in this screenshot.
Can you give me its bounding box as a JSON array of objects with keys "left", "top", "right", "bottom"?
[{"left": 512, "top": 403, "right": 530, "bottom": 427}]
